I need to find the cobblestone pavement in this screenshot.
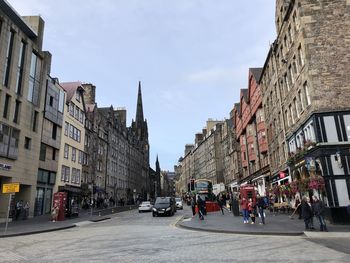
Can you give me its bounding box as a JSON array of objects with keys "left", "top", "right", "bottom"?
[{"left": 0, "top": 208, "right": 348, "bottom": 263}]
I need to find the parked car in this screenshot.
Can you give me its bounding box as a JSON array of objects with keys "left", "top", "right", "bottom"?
[
  {"left": 152, "top": 197, "right": 176, "bottom": 217},
  {"left": 175, "top": 197, "right": 183, "bottom": 210},
  {"left": 138, "top": 201, "right": 153, "bottom": 213}
]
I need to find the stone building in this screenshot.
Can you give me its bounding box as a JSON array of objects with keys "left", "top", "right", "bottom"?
[
  {"left": 54, "top": 82, "right": 86, "bottom": 216},
  {"left": 0, "top": 1, "right": 51, "bottom": 220},
  {"left": 260, "top": 0, "right": 350, "bottom": 222},
  {"left": 234, "top": 68, "right": 269, "bottom": 195},
  {"left": 35, "top": 76, "right": 65, "bottom": 216},
  {"left": 82, "top": 83, "right": 108, "bottom": 201}
]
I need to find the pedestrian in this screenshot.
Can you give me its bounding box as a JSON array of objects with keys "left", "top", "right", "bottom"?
[
  {"left": 312, "top": 196, "right": 328, "bottom": 232},
  {"left": 15, "top": 200, "right": 23, "bottom": 220},
  {"left": 301, "top": 196, "right": 313, "bottom": 230},
  {"left": 240, "top": 197, "right": 249, "bottom": 224},
  {"left": 23, "top": 201, "right": 30, "bottom": 220},
  {"left": 218, "top": 194, "right": 224, "bottom": 215},
  {"left": 191, "top": 196, "right": 196, "bottom": 216},
  {"left": 295, "top": 195, "right": 302, "bottom": 219},
  {"left": 248, "top": 198, "right": 256, "bottom": 224},
  {"left": 257, "top": 195, "right": 265, "bottom": 225},
  {"left": 51, "top": 205, "right": 59, "bottom": 222},
  {"left": 197, "top": 196, "right": 204, "bottom": 220}
]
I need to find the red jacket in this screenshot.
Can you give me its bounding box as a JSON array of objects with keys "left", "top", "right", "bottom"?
[{"left": 240, "top": 199, "right": 248, "bottom": 210}]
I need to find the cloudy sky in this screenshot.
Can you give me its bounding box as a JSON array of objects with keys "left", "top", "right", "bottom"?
[{"left": 9, "top": 0, "right": 276, "bottom": 171}]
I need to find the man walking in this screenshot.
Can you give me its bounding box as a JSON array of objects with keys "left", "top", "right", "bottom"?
[
  {"left": 197, "top": 196, "right": 204, "bottom": 220},
  {"left": 312, "top": 196, "right": 328, "bottom": 231},
  {"left": 257, "top": 195, "right": 265, "bottom": 225}
]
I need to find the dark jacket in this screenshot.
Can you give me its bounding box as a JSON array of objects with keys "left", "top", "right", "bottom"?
[
  {"left": 312, "top": 200, "right": 325, "bottom": 216},
  {"left": 301, "top": 200, "right": 313, "bottom": 219},
  {"left": 257, "top": 197, "right": 265, "bottom": 209}
]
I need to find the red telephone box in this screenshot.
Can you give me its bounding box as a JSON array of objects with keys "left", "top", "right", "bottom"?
[
  {"left": 53, "top": 192, "right": 67, "bottom": 221},
  {"left": 239, "top": 185, "right": 256, "bottom": 205}
]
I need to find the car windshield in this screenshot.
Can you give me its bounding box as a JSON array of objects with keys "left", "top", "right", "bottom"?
[
  {"left": 155, "top": 198, "right": 170, "bottom": 204},
  {"left": 175, "top": 198, "right": 181, "bottom": 202}
]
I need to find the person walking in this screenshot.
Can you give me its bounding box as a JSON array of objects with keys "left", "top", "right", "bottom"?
[
  {"left": 312, "top": 196, "right": 328, "bottom": 232},
  {"left": 15, "top": 200, "right": 23, "bottom": 220},
  {"left": 23, "top": 201, "right": 30, "bottom": 220},
  {"left": 191, "top": 196, "right": 196, "bottom": 217},
  {"left": 294, "top": 195, "right": 302, "bottom": 219},
  {"left": 218, "top": 194, "right": 225, "bottom": 215},
  {"left": 248, "top": 198, "right": 256, "bottom": 224},
  {"left": 51, "top": 205, "right": 59, "bottom": 222},
  {"left": 257, "top": 195, "right": 265, "bottom": 225},
  {"left": 197, "top": 196, "right": 204, "bottom": 220},
  {"left": 240, "top": 197, "right": 249, "bottom": 224},
  {"left": 301, "top": 196, "right": 313, "bottom": 230}
]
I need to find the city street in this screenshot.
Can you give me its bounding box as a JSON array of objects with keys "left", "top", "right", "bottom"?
[{"left": 0, "top": 207, "right": 348, "bottom": 263}]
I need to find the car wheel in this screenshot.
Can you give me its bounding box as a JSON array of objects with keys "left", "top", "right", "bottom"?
[
  {"left": 152, "top": 213, "right": 155, "bottom": 217},
  {"left": 139, "top": 210, "right": 141, "bottom": 213}
]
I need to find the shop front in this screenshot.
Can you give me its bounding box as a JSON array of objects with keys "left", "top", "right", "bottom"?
[{"left": 58, "top": 185, "right": 81, "bottom": 217}]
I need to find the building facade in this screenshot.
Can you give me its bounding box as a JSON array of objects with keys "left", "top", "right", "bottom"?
[
  {"left": 0, "top": 1, "right": 50, "bottom": 220},
  {"left": 35, "top": 76, "right": 65, "bottom": 216},
  {"left": 54, "top": 82, "right": 86, "bottom": 215},
  {"left": 234, "top": 68, "right": 269, "bottom": 195},
  {"left": 260, "top": 0, "right": 350, "bottom": 222}
]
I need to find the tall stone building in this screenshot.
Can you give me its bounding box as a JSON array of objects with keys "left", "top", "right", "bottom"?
[
  {"left": 35, "top": 76, "right": 65, "bottom": 216},
  {"left": 234, "top": 68, "right": 269, "bottom": 195},
  {"left": 261, "top": 0, "right": 350, "bottom": 222},
  {"left": 0, "top": 1, "right": 51, "bottom": 220}
]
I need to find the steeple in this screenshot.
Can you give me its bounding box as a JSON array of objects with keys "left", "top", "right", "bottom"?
[
  {"left": 156, "top": 155, "right": 160, "bottom": 175},
  {"left": 135, "top": 81, "right": 144, "bottom": 128}
]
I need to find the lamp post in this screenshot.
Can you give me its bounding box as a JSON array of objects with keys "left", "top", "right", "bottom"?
[{"left": 89, "top": 183, "right": 94, "bottom": 217}]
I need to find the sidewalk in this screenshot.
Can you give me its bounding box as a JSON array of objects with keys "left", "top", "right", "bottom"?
[
  {"left": 0, "top": 205, "right": 137, "bottom": 238},
  {"left": 178, "top": 208, "right": 350, "bottom": 237}
]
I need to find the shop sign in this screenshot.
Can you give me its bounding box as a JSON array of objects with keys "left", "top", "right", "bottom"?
[
  {"left": 0, "top": 163, "right": 11, "bottom": 171},
  {"left": 279, "top": 172, "right": 286, "bottom": 179},
  {"left": 2, "top": 182, "right": 20, "bottom": 193}
]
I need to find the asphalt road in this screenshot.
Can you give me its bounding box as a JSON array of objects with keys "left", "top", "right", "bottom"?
[{"left": 0, "top": 207, "right": 348, "bottom": 262}]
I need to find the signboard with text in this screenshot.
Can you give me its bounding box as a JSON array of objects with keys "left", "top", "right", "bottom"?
[{"left": 2, "top": 183, "right": 20, "bottom": 194}]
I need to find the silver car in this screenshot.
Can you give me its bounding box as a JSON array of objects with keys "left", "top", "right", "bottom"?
[{"left": 175, "top": 198, "right": 183, "bottom": 210}]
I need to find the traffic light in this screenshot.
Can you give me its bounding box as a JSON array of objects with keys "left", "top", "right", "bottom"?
[{"left": 190, "top": 179, "right": 195, "bottom": 191}]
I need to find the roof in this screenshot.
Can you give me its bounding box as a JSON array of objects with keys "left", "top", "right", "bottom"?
[
  {"left": 234, "top": 103, "right": 241, "bottom": 116},
  {"left": 250, "top": 68, "right": 263, "bottom": 81},
  {"left": 241, "top": 89, "right": 249, "bottom": 102},
  {"left": 60, "top": 82, "right": 83, "bottom": 103}
]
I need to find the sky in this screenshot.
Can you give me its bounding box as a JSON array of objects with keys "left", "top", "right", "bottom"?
[{"left": 8, "top": 0, "right": 276, "bottom": 171}]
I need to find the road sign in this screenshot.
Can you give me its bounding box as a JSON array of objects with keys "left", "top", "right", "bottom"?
[{"left": 2, "top": 182, "right": 20, "bottom": 193}]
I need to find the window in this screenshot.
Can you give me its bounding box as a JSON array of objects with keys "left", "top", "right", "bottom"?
[
  {"left": 298, "top": 45, "right": 304, "bottom": 67},
  {"left": 303, "top": 82, "right": 311, "bottom": 106},
  {"left": 39, "top": 143, "right": 46, "bottom": 161},
  {"left": 24, "top": 137, "right": 31, "bottom": 149},
  {"left": 324, "top": 116, "right": 339, "bottom": 143},
  {"left": 8, "top": 128, "right": 20, "bottom": 159},
  {"left": 27, "top": 52, "right": 41, "bottom": 105},
  {"left": 289, "top": 104, "right": 295, "bottom": 124},
  {"left": 13, "top": 100, "right": 21, "bottom": 124},
  {"left": 16, "top": 41, "right": 26, "bottom": 94},
  {"left": 49, "top": 96, "right": 54, "bottom": 106},
  {"left": 58, "top": 90, "right": 65, "bottom": 113},
  {"left": 52, "top": 148, "right": 56, "bottom": 161},
  {"left": 71, "top": 168, "right": 77, "bottom": 183},
  {"left": 52, "top": 123, "right": 57, "bottom": 140},
  {"left": 3, "top": 31, "right": 14, "bottom": 87},
  {"left": 71, "top": 147, "right": 76, "bottom": 162},
  {"left": 298, "top": 90, "right": 304, "bottom": 111},
  {"left": 0, "top": 123, "right": 10, "bottom": 157},
  {"left": 288, "top": 65, "right": 294, "bottom": 84},
  {"left": 75, "top": 106, "right": 79, "bottom": 120},
  {"left": 294, "top": 98, "right": 299, "bottom": 118},
  {"left": 69, "top": 103, "right": 74, "bottom": 116},
  {"left": 78, "top": 150, "right": 83, "bottom": 164},
  {"left": 69, "top": 124, "right": 74, "bottom": 138},
  {"left": 76, "top": 169, "right": 81, "bottom": 183},
  {"left": 79, "top": 110, "right": 84, "bottom": 123},
  {"left": 61, "top": 165, "right": 70, "bottom": 182},
  {"left": 64, "top": 144, "right": 69, "bottom": 159},
  {"left": 75, "top": 92, "right": 80, "bottom": 102},
  {"left": 32, "top": 111, "right": 39, "bottom": 132},
  {"left": 64, "top": 122, "right": 69, "bottom": 136},
  {"left": 284, "top": 74, "right": 290, "bottom": 91},
  {"left": 3, "top": 94, "right": 11, "bottom": 119}
]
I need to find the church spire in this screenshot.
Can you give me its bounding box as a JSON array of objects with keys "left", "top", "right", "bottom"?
[{"left": 135, "top": 81, "right": 144, "bottom": 128}]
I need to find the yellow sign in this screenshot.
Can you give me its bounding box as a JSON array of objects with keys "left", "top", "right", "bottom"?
[{"left": 2, "top": 183, "right": 20, "bottom": 193}]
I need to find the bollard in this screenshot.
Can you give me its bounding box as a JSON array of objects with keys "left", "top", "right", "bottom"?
[{"left": 99, "top": 212, "right": 101, "bottom": 217}]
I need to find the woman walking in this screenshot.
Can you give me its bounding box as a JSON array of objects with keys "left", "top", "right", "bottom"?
[
  {"left": 240, "top": 197, "right": 249, "bottom": 224},
  {"left": 248, "top": 198, "right": 256, "bottom": 224}
]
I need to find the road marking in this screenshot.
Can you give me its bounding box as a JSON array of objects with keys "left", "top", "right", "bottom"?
[
  {"left": 169, "top": 216, "right": 184, "bottom": 228},
  {"left": 0, "top": 251, "right": 26, "bottom": 262}
]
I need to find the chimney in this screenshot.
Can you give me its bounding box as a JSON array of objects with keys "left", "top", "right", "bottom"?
[{"left": 82, "top": 83, "right": 96, "bottom": 104}]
